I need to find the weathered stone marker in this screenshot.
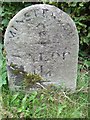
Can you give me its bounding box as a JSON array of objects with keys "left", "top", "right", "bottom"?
[{"left": 4, "top": 4, "right": 79, "bottom": 91}]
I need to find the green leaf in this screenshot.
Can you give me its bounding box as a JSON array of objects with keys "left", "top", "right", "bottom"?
[
  {"left": 0, "top": 75, "right": 7, "bottom": 88},
  {"left": 21, "top": 94, "right": 28, "bottom": 110},
  {"left": 0, "top": 76, "right": 2, "bottom": 88},
  {"left": 71, "top": 3, "right": 77, "bottom": 7},
  {"left": 40, "top": 94, "right": 44, "bottom": 100},
  {"left": 29, "top": 91, "right": 37, "bottom": 101},
  {"left": 17, "top": 108, "right": 23, "bottom": 113},
  {"left": 57, "top": 104, "right": 66, "bottom": 117},
  {"left": 2, "top": 19, "right": 9, "bottom": 27},
  {"left": 84, "top": 60, "right": 90, "bottom": 68},
  {"left": 34, "top": 105, "right": 46, "bottom": 115},
  {"left": 79, "top": 3, "right": 84, "bottom": 7},
  {"left": 2, "top": 72, "right": 7, "bottom": 79},
  {"left": 71, "top": 110, "right": 82, "bottom": 117},
  {"left": 11, "top": 93, "right": 19, "bottom": 103},
  {"left": 0, "top": 6, "right": 3, "bottom": 15}
]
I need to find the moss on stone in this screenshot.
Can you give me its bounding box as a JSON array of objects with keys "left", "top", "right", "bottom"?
[
  {"left": 23, "top": 73, "right": 43, "bottom": 87},
  {"left": 10, "top": 62, "right": 43, "bottom": 88}
]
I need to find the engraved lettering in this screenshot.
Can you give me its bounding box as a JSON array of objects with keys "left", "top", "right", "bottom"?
[
  {"left": 40, "top": 41, "right": 46, "bottom": 45},
  {"left": 11, "top": 26, "right": 18, "bottom": 31},
  {"left": 39, "top": 53, "right": 43, "bottom": 61},
  {"left": 34, "top": 69, "right": 36, "bottom": 74},
  {"left": 32, "top": 58, "right": 35, "bottom": 62},
  {"left": 12, "top": 54, "right": 21, "bottom": 58},
  {"left": 46, "top": 70, "right": 51, "bottom": 77},
  {"left": 25, "top": 18, "right": 31, "bottom": 21},
  {"left": 9, "top": 30, "right": 16, "bottom": 37},
  {"left": 63, "top": 51, "right": 70, "bottom": 60},
  {"left": 24, "top": 12, "right": 30, "bottom": 17},
  {"left": 40, "top": 65, "right": 43, "bottom": 75},
  {"left": 36, "top": 23, "right": 45, "bottom": 29},
  {"left": 16, "top": 20, "right": 24, "bottom": 23},
  {"left": 51, "top": 12, "right": 56, "bottom": 19},
  {"left": 42, "top": 8, "right": 49, "bottom": 17},
  {"left": 34, "top": 10, "right": 37, "bottom": 17},
  {"left": 39, "top": 31, "right": 46, "bottom": 37},
  {"left": 52, "top": 52, "right": 60, "bottom": 59}
]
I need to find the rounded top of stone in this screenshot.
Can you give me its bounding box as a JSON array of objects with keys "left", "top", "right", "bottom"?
[
  {"left": 12, "top": 4, "right": 64, "bottom": 17},
  {"left": 5, "top": 4, "right": 76, "bottom": 27},
  {"left": 4, "top": 4, "right": 78, "bottom": 41}
]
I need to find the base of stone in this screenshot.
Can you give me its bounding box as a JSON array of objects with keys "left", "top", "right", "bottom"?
[{"left": 8, "top": 81, "right": 76, "bottom": 93}]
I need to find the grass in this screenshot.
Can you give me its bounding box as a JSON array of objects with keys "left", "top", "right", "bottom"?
[{"left": 0, "top": 57, "right": 89, "bottom": 118}]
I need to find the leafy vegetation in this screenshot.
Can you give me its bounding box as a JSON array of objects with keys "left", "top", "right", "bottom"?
[
  {"left": 0, "top": 1, "right": 90, "bottom": 119},
  {"left": 1, "top": 64, "right": 89, "bottom": 118}
]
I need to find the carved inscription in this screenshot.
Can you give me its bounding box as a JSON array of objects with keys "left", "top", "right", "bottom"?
[
  {"left": 4, "top": 4, "right": 79, "bottom": 91},
  {"left": 16, "top": 20, "right": 24, "bottom": 23},
  {"left": 42, "top": 8, "right": 49, "bottom": 17},
  {"left": 7, "top": 7, "right": 71, "bottom": 77},
  {"left": 28, "top": 49, "right": 62, "bottom": 77}
]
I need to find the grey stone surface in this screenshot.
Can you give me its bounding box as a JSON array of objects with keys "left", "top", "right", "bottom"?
[{"left": 4, "top": 4, "right": 79, "bottom": 91}]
